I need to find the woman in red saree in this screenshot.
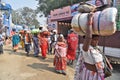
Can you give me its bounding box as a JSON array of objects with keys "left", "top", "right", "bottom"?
[
  {"left": 39, "top": 31, "right": 49, "bottom": 59},
  {"left": 66, "top": 30, "right": 78, "bottom": 65},
  {"left": 53, "top": 34, "right": 67, "bottom": 75}
]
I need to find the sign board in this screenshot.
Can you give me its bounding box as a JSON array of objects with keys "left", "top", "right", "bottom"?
[
  {"left": 47, "top": 21, "right": 58, "bottom": 30},
  {"left": 50, "top": 6, "right": 71, "bottom": 20}
]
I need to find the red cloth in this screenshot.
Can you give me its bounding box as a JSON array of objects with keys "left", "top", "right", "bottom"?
[
  {"left": 53, "top": 56, "right": 67, "bottom": 70},
  {"left": 13, "top": 44, "right": 18, "bottom": 50},
  {"left": 66, "top": 33, "right": 78, "bottom": 60},
  {"left": 40, "top": 37, "right": 48, "bottom": 58}
]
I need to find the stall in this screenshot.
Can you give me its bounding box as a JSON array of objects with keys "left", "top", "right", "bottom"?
[{"left": 47, "top": 3, "right": 79, "bottom": 37}]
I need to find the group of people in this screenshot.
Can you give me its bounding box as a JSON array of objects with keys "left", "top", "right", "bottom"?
[{"left": 8, "top": 28, "right": 79, "bottom": 75}]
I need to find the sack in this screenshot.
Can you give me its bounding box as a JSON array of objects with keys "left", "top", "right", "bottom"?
[
  {"left": 77, "top": 2, "right": 96, "bottom": 13},
  {"left": 71, "top": 7, "right": 117, "bottom": 36},
  {"left": 103, "top": 54, "right": 113, "bottom": 78}
]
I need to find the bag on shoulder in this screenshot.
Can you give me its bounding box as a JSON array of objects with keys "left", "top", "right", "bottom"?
[
  {"left": 102, "top": 54, "right": 113, "bottom": 78},
  {"left": 93, "top": 47, "right": 113, "bottom": 78}
]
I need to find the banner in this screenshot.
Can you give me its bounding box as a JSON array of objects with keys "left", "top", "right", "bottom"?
[{"left": 50, "top": 6, "right": 71, "bottom": 20}]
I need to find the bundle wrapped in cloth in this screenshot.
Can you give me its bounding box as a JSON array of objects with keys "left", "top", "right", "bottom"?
[
  {"left": 31, "top": 29, "right": 40, "bottom": 34},
  {"left": 71, "top": 7, "right": 117, "bottom": 36},
  {"left": 77, "top": 2, "right": 97, "bottom": 13}
]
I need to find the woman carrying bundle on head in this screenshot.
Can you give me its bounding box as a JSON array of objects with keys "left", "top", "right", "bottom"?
[
  {"left": 39, "top": 30, "right": 49, "bottom": 59},
  {"left": 74, "top": 12, "right": 105, "bottom": 80}
]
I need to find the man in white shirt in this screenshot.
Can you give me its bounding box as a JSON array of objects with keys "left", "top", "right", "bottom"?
[{"left": 49, "top": 30, "right": 58, "bottom": 54}]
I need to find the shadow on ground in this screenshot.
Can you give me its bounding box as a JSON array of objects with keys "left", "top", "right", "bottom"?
[
  {"left": 15, "top": 51, "right": 54, "bottom": 63},
  {"left": 27, "top": 63, "right": 55, "bottom": 73},
  {"left": 5, "top": 47, "right": 54, "bottom": 63}
]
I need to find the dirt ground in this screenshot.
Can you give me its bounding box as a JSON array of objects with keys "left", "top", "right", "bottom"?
[
  {"left": 0, "top": 44, "right": 74, "bottom": 80},
  {"left": 0, "top": 44, "right": 120, "bottom": 80}
]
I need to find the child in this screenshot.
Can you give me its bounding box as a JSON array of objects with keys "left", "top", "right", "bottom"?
[{"left": 53, "top": 34, "right": 67, "bottom": 75}]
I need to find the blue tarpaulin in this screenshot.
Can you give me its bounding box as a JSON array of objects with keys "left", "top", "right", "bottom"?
[
  {"left": 0, "top": 3, "right": 12, "bottom": 36},
  {"left": 0, "top": 3, "right": 12, "bottom": 10}
]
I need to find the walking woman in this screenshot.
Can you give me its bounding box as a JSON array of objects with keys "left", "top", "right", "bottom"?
[
  {"left": 33, "top": 33, "right": 39, "bottom": 57},
  {"left": 66, "top": 29, "right": 78, "bottom": 65},
  {"left": 39, "top": 31, "right": 49, "bottom": 59},
  {"left": 53, "top": 34, "right": 67, "bottom": 75},
  {"left": 74, "top": 13, "right": 105, "bottom": 80},
  {"left": 12, "top": 31, "right": 20, "bottom": 52}
]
